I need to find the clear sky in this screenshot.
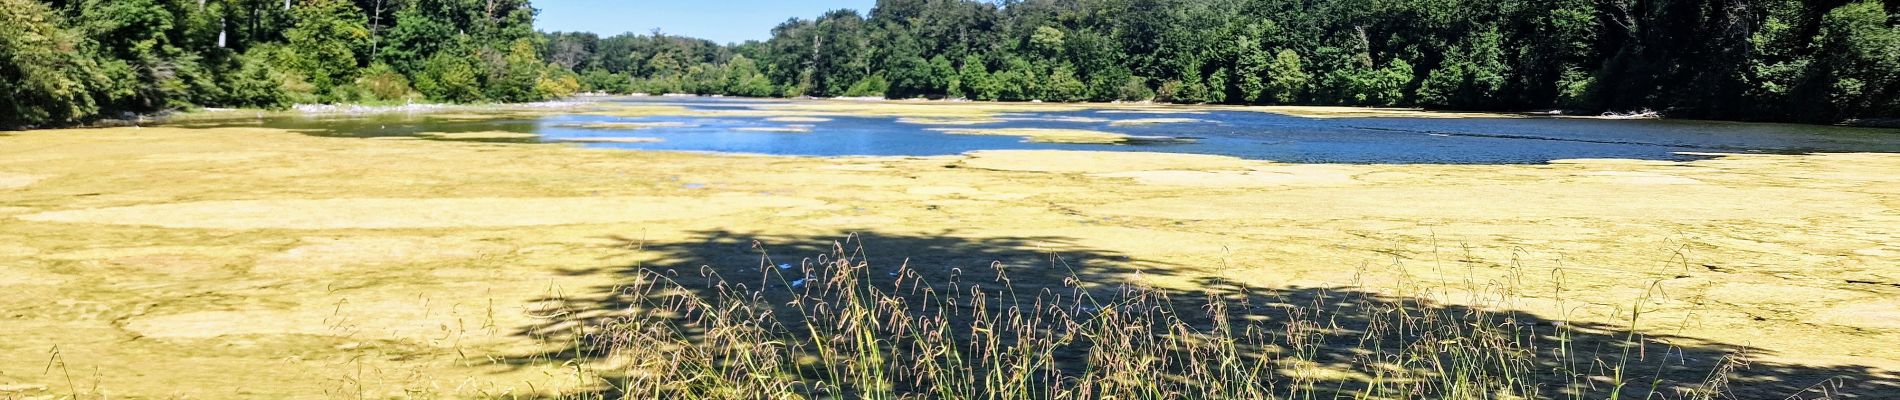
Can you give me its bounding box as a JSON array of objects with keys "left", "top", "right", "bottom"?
[{"left": 535, "top": 0, "right": 879, "bottom": 44}]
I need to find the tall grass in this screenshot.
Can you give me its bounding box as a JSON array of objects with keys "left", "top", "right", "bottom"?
[{"left": 524, "top": 239, "right": 1753, "bottom": 400}]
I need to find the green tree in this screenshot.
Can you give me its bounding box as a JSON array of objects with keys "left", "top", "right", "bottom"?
[
  {"left": 1233, "top": 38, "right": 1270, "bottom": 103},
  {"left": 1807, "top": 1, "right": 1900, "bottom": 120},
  {"left": 283, "top": 0, "right": 368, "bottom": 98},
  {"left": 0, "top": 0, "right": 103, "bottom": 128},
  {"left": 483, "top": 38, "right": 549, "bottom": 102},
  {"left": 1419, "top": 29, "right": 1507, "bottom": 108},
  {"left": 724, "top": 55, "right": 776, "bottom": 97},
  {"left": 379, "top": 12, "right": 444, "bottom": 74},
  {"left": 956, "top": 56, "right": 997, "bottom": 100},
  {"left": 927, "top": 55, "right": 957, "bottom": 98},
  {"left": 1045, "top": 65, "right": 1088, "bottom": 102},
  {"left": 993, "top": 57, "right": 1040, "bottom": 101},
  {"left": 414, "top": 49, "right": 481, "bottom": 102},
  {"left": 1261, "top": 49, "right": 1310, "bottom": 104}
]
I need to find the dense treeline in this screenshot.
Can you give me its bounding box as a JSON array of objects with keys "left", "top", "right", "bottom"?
[
  {"left": 550, "top": 0, "right": 1900, "bottom": 124},
  {"left": 6, "top": 0, "right": 1897, "bottom": 129},
  {"left": 3, "top": 0, "right": 579, "bottom": 129}
]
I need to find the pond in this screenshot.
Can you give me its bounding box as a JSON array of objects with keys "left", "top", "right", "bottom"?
[{"left": 186, "top": 96, "right": 1900, "bottom": 164}]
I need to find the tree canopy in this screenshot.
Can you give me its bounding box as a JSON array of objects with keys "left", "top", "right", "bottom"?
[{"left": 547, "top": 0, "right": 1900, "bottom": 124}]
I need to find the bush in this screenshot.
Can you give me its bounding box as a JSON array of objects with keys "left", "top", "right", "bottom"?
[
  {"left": 579, "top": 69, "right": 633, "bottom": 94},
  {"left": 1115, "top": 76, "right": 1156, "bottom": 102},
  {"left": 535, "top": 65, "right": 582, "bottom": 99},
  {"left": 355, "top": 63, "right": 417, "bottom": 102},
  {"left": 843, "top": 74, "right": 889, "bottom": 97}
]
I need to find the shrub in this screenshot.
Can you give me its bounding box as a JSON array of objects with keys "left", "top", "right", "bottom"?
[
  {"left": 535, "top": 65, "right": 582, "bottom": 99},
  {"left": 355, "top": 63, "right": 417, "bottom": 102},
  {"left": 843, "top": 74, "right": 889, "bottom": 98},
  {"left": 579, "top": 69, "right": 633, "bottom": 94}
]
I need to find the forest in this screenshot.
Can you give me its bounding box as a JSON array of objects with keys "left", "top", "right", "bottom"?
[{"left": 5, "top": 0, "right": 1899, "bottom": 129}]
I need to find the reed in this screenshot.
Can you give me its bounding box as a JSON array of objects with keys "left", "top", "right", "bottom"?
[{"left": 523, "top": 238, "right": 1751, "bottom": 400}]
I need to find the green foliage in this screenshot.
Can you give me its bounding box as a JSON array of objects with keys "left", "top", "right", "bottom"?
[
  {"left": 481, "top": 39, "right": 551, "bottom": 102},
  {"left": 1554, "top": 68, "right": 1596, "bottom": 110},
  {"left": 0, "top": 0, "right": 102, "bottom": 128},
  {"left": 843, "top": 74, "right": 890, "bottom": 98},
  {"left": 578, "top": 69, "right": 631, "bottom": 93},
  {"left": 1233, "top": 37, "right": 1272, "bottom": 103},
  {"left": 1158, "top": 64, "right": 1214, "bottom": 104},
  {"left": 535, "top": 65, "right": 582, "bottom": 99},
  {"left": 283, "top": 0, "right": 369, "bottom": 98},
  {"left": 9, "top": 0, "right": 1895, "bottom": 128},
  {"left": 956, "top": 56, "right": 997, "bottom": 100},
  {"left": 1418, "top": 29, "right": 1508, "bottom": 108},
  {"left": 354, "top": 63, "right": 416, "bottom": 102},
  {"left": 1261, "top": 50, "right": 1310, "bottom": 104},
  {"left": 1809, "top": 1, "right": 1900, "bottom": 121},
  {"left": 724, "top": 55, "right": 776, "bottom": 97},
  {"left": 1044, "top": 65, "right": 1088, "bottom": 102},
  {"left": 993, "top": 57, "right": 1040, "bottom": 101},
  {"left": 378, "top": 4, "right": 454, "bottom": 74},
  {"left": 415, "top": 50, "right": 482, "bottom": 102},
  {"left": 1115, "top": 76, "right": 1157, "bottom": 102},
  {"left": 220, "top": 49, "right": 293, "bottom": 109}
]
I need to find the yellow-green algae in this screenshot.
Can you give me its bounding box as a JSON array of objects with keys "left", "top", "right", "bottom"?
[
  {"left": 930, "top": 128, "right": 1183, "bottom": 144},
  {"left": 0, "top": 121, "right": 1895, "bottom": 398}
]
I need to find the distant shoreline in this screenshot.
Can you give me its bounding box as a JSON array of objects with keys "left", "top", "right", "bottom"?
[{"left": 48, "top": 95, "right": 1896, "bottom": 132}]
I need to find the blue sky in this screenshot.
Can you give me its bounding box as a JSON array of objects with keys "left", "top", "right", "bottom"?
[{"left": 536, "top": 0, "right": 878, "bottom": 44}]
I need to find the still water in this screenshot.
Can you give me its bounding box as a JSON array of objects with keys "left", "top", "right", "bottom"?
[{"left": 191, "top": 97, "right": 1899, "bottom": 164}]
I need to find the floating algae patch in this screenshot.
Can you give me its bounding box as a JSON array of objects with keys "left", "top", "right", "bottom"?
[
  {"left": 1816, "top": 300, "right": 1900, "bottom": 330},
  {"left": 573, "top": 104, "right": 696, "bottom": 118},
  {"left": 1109, "top": 117, "right": 1209, "bottom": 126},
  {"left": 0, "top": 264, "right": 67, "bottom": 286},
  {"left": 123, "top": 295, "right": 492, "bottom": 342},
  {"left": 932, "top": 128, "right": 1187, "bottom": 144},
  {"left": 0, "top": 244, "right": 38, "bottom": 258},
  {"left": 734, "top": 125, "right": 814, "bottom": 133},
  {"left": 0, "top": 173, "right": 43, "bottom": 190},
  {"left": 418, "top": 131, "right": 540, "bottom": 140},
  {"left": 759, "top": 101, "right": 1091, "bottom": 118},
  {"left": 998, "top": 115, "right": 1113, "bottom": 123},
  {"left": 16, "top": 195, "right": 825, "bottom": 229},
  {"left": 1577, "top": 170, "right": 1705, "bottom": 185},
  {"left": 765, "top": 116, "right": 833, "bottom": 123},
  {"left": 555, "top": 121, "right": 696, "bottom": 130},
  {"left": 1245, "top": 105, "right": 1525, "bottom": 119},
  {"left": 252, "top": 236, "right": 511, "bottom": 275},
  {"left": 554, "top": 136, "right": 665, "bottom": 143},
  {"left": 1092, "top": 164, "right": 1363, "bottom": 187},
  {"left": 897, "top": 117, "right": 1005, "bottom": 125},
  {"left": 959, "top": 150, "right": 1253, "bottom": 173},
  {"left": 1097, "top": 109, "right": 1212, "bottom": 115}
]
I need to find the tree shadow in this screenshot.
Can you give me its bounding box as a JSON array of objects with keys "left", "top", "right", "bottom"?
[{"left": 500, "top": 229, "right": 1899, "bottom": 399}]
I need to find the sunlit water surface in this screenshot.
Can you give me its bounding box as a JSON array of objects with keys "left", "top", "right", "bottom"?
[{"left": 179, "top": 96, "right": 1899, "bottom": 164}]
